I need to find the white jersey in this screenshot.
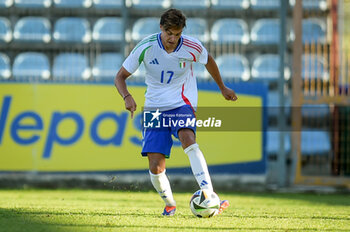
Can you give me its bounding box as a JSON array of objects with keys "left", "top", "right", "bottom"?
[{"left": 123, "top": 33, "right": 208, "bottom": 111}]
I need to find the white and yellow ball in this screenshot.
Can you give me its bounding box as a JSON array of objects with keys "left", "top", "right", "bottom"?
[{"left": 189, "top": 189, "right": 220, "bottom": 218}]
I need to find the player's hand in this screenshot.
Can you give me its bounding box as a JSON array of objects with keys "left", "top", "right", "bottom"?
[
  {"left": 221, "top": 86, "right": 238, "bottom": 101},
  {"left": 124, "top": 95, "right": 137, "bottom": 118}
]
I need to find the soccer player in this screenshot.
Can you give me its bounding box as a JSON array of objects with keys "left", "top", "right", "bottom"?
[{"left": 115, "top": 8, "right": 237, "bottom": 216}]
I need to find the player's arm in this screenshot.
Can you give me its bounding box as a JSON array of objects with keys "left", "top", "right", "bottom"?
[
  {"left": 205, "top": 53, "right": 238, "bottom": 101},
  {"left": 114, "top": 67, "right": 137, "bottom": 118}
]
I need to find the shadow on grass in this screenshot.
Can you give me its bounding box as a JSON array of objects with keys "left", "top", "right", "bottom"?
[
  {"left": 0, "top": 208, "right": 349, "bottom": 232},
  {"left": 9, "top": 209, "right": 350, "bottom": 221},
  {"left": 0, "top": 207, "right": 74, "bottom": 232}
]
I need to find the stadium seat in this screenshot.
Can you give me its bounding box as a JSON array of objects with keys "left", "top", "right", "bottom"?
[
  {"left": 211, "top": 19, "right": 249, "bottom": 45},
  {"left": 267, "top": 91, "right": 329, "bottom": 119},
  {"left": 12, "top": 52, "right": 50, "bottom": 80},
  {"left": 53, "top": 17, "right": 91, "bottom": 44},
  {"left": 53, "top": 53, "right": 91, "bottom": 80},
  {"left": 251, "top": 19, "right": 280, "bottom": 45},
  {"left": 0, "top": 17, "right": 12, "bottom": 43},
  {"left": 211, "top": 0, "right": 249, "bottom": 10},
  {"left": 302, "top": 54, "right": 329, "bottom": 81},
  {"left": 92, "top": 52, "right": 123, "bottom": 81},
  {"left": 53, "top": 0, "right": 92, "bottom": 8},
  {"left": 193, "top": 62, "right": 210, "bottom": 81},
  {"left": 13, "top": 17, "right": 51, "bottom": 43},
  {"left": 92, "top": 0, "right": 122, "bottom": 9},
  {"left": 0, "top": 0, "right": 13, "bottom": 7},
  {"left": 183, "top": 18, "right": 209, "bottom": 43},
  {"left": 301, "top": 130, "right": 331, "bottom": 155},
  {"left": 14, "top": 0, "right": 51, "bottom": 8},
  {"left": 215, "top": 54, "right": 250, "bottom": 81},
  {"left": 172, "top": 0, "right": 210, "bottom": 9},
  {"left": 289, "top": 0, "right": 327, "bottom": 11},
  {"left": 130, "top": 0, "right": 170, "bottom": 9},
  {"left": 0, "top": 53, "right": 11, "bottom": 79},
  {"left": 93, "top": 17, "right": 123, "bottom": 43},
  {"left": 302, "top": 18, "right": 326, "bottom": 44},
  {"left": 251, "top": 54, "right": 290, "bottom": 81},
  {"left": 301, "top": 104, "right": 330, "bottom": 118},
  {"left": 131, "top": 17, "right": 159, "bottom": 42},
  {"left": 266, "top": 131, "right": 291, "bottom": 155},
  {"left": 267, "top": 91, "right": 291, "bottom": 118},
  {"left": 250, "top": 0, "right": 279, "bottom": 10}
]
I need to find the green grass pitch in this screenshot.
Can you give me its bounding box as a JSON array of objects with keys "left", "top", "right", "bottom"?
[{"left": 0, "top": 189, "right": 349, "bottom": 232}]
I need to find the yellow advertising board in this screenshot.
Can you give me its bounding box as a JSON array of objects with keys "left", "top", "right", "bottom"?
[{"left": 0, "top": 83, "right": 264, "bottom": 173}]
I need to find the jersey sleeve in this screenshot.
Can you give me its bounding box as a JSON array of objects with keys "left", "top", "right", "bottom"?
[
  {"left": 122, "top": 36, "right": 154, "bottom": 74},
  {"left": 193, "top": 38, "right": 208, "bottom": 65},
  {"left": 122, "top": 49, "right": 140, "bottom": 74}
]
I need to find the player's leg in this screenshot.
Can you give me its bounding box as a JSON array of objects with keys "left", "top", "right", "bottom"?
[
  {"left": 142, "top": 108, "right": 177, "bottom": 215},
  {"left": 148, "top": 152, "right": 166, "bottom": 174},
  {"left": 148, "top": 153, "right": 176, "bottom": 216},
  {"left": 147, "top": 153, "right": 176, "bottom": 203},
  {"left": 178, "top": 128, "right": 213, "bottom": 192},
  {"left": 178, "top": 129, "right": 229, "bottom": 214}
]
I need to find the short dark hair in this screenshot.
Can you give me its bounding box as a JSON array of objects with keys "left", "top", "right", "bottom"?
[{"left": 160, "top": 8, "right": 186, "bottom": 31}]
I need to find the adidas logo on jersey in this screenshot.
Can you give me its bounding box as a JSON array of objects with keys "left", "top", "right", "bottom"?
[{"left": 149, "top": 58, "right": 159, "bottom": 65}]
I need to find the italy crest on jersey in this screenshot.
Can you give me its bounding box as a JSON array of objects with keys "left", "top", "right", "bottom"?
[{"left": 179, "top": 59, "right": 186, "bottom": 69}]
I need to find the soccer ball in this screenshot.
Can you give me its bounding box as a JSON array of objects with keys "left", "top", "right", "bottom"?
[{"left": 189, "top": 189, "right": 220, "bottom": 218}]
